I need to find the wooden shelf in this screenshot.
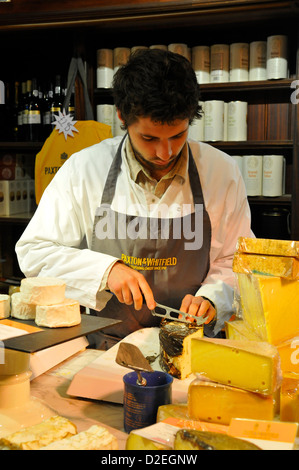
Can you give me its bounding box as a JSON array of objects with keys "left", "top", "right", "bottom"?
[
  {"left": 94, "top": 79, "right": 294, "bottom": 99},
  {"left": 0, "top": 212, "right": 35, "bottom": 224},
  {"left": 0, "top": 141, "right": 43, "bottom": 151},
  {"left": 211, "top": 140, "right": 293, "bottom": 150},
  {"left": 248, "top": 194, "right": 291, "bottom": 205}
]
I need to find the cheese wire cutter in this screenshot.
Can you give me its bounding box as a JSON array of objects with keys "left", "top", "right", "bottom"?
[{"left": 151, "top": 302, "right": 206, "bottom": 326}]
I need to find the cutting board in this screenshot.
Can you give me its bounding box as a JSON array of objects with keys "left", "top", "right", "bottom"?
[
  {"left": 0, "top": 314, "right": 121, "bottom": 353},
  {"left": 67, "top": 327, "right": 195, "bottom": 404}
]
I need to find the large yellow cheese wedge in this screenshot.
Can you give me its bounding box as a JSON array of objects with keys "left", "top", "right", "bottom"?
[
  {"left": 226, "top": 321, "right": 299, "bottom": 375},
  {"left": 191, "top": 337, "right": 281, "bottom": 395},
  {"left": 233, "top": 252, "right": 299, "bottom": 279},
  {"left": 188, "top": 378, "right": 277, "bottom": 425},
  {"left": 237, "top": 272, "right": 299, "bottom": 345},
  {"left": 236, "top": 237, "right": 299, "bottom": 258},
  {"left": 280, "top": 372, "right": 299, "bottom": 423}
]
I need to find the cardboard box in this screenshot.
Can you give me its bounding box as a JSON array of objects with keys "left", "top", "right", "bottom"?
[{"left": 0, "top": 180, "right": 24, "bottom": 215}]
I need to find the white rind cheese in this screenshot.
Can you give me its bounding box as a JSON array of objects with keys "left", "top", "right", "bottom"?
[
  {"left": 40, "top": 425, "right": 118, "bottom": 450},
  {"left": 20, "top": 277, "right": 66, "bottom": 306},
  {"left": 11, "top": 292, "right": 36, "bottom": 320},
  {"left": 0, "top": 294, "right": 10, "bottom": 319},
  {"left": 35, "top": 298, "right": 81, "bottom": 328}
]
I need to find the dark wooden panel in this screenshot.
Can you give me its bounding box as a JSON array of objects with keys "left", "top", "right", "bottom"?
[
  {"left": 0, "top": 0, "right": 297, "bottom": 30},
  {"left": 247, "top": 102, "right": 267, "bottom": 141}
]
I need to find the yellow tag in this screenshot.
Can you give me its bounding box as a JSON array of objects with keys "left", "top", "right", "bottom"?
[{"left": 229, "top": 418, "right": 298, "bottom": 444}]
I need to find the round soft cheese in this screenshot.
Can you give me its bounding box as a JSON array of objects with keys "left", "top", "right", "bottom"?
[
  {"left": 0, "top": 294, "right": 10, "bottom": 319},
  {"left": 35, "top": 299, "right": 81, "bottom": 328},
  {"left": 11, "top": 292, "right": 36, "bottom": 320},
  {"left": 20, "top": 277, "right": 66, "bottom": 305}
]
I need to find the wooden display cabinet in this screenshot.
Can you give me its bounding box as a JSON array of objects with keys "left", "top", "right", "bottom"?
[{"left": 0, "top": 0, "right": 298, "bottom": 280}]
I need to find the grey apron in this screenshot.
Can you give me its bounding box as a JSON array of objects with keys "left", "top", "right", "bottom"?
[{"left": 89, "top": 137, "right": 212, "bottom": 349}]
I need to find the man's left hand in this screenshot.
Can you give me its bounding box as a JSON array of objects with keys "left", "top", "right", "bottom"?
[{"left": 180, "top": 294, "right": 216, "bottom": 324}]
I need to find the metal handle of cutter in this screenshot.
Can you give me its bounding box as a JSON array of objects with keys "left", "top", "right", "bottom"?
[{"left": 151, "top": 303, "right": 206, "bottom": 326}]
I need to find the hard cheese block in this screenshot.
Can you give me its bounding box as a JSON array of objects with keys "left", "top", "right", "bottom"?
[
  {"left": 188, "top": 378, "right": 277, "bottom": 425},
  {"left": 233, "top": 252, "right": 299, "bottom": 279},
  {"left": 225, "top": 320, "right": 261, "bottom": 341},
  {"left": 159, "top": 319, "right": 203, "bottom": 380},
  {"left": 280, "top": 372, "right": 299, "bottom": 423},
  {"left": 236, "top": 237, "right": 299, "bottom": 258},
  {"left": 174, "top": 429, "right": 261, "bottom": 450},
  {"left": 226, "top": 320, "right": 299, "bottom": 375},
  {"left": 237, "top": 272, "right": 299, "bottom": 345},
  {"left": 191, "top": 337, "right": 281, "bottom": 395}
]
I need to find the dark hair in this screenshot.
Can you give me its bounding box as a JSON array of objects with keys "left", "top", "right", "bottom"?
[{"left": 112, "top": 48, "right": 202, "bottom": 128}]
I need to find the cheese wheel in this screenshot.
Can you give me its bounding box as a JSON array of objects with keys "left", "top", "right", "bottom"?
[
  {"left": 20, "top": 277, "right": 66, "bottom": 305},
  {"left": 35, "top": 298, "right": 81, "bottom": 328},
  {"left": 0, "top": 294, "right": 10, "bottom": 319},
  {"left": 11, "top": 292, "right": 36, "bottom": 320}
]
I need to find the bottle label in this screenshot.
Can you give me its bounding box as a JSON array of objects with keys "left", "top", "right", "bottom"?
[
  {"left": 28, "top": 110, "right": 41, "bottom": 124},
  {"left": 43, "top": 111, "right": 51, "bottom": 125},
  {"left": 22, "top": 109, "right": 29, "bottom": 125}
]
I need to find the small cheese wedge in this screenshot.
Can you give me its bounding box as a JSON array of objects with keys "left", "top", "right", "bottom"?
[
  {"left": 280, "top": 372, "right": 299, "bottom": 423},
  {"left": 159, "top": 320, "right": 203, "bottom": 379},
  {"left": 20, "top": 277, "right": 65, "bottom": 305},
  {"left": 35, "top": 298, "right": 81, "bottom": 328},
  {"left": 225, "top": 320, "right": 262, "bottom": 341},
  {"left": 0, "top": 294, "right": 10, "bottom": 319},
  {"left": 0, "top": 415, "right": 77, "bottom": 450},
  {"left": 237, "top": 272, "right": 299, "bottom": 345},
  {"left": 188, "top": 378, "right": 277, "bottom": 425},
  {"left": 233, "top": 252, "right": 299, "bottom": 279},
  {"left": 11, "top": 292, "right": 36, "bottom": 320},
  {"left": 236, "top": 237, "right": 299, "bottom": 258},
  {"left": 174, "top": 429, "right": 261, "bottom": 450},
  {"left": 157, "top": 404, "right": 190, "bottom": 423},
  {"left": 191, "top": 337, "right": 281, "bottom": 395},
  {"left": 40, "top": 425, "right": 118, "bottom": 450}
]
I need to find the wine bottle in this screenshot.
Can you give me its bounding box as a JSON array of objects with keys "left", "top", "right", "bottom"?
[
  {"left": 13, "top": 81, "right": 20, "bottom": 141},
  {"left": 18, "top": 81, "right": 26, "bottom": 141},
  {"left": 50, "top": 74, "right": 63, "bottom": 130},
  {"left": 42, "top": 80, "right": 54, "bottom": 139},
  {"left": 0, "top": 80, "right": 5, "bottom": 141},
  {"left": 22, "top": 79, "right": 31, "bottom": 141},
  {"left": 28, "top": 78, "right": 42, "bottom": 142}
]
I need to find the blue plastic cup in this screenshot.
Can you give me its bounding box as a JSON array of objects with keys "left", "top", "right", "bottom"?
[{"left": 123, "top": 370, "right": 173, "bottom": 433}]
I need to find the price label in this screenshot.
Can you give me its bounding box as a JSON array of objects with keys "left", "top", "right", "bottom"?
[
  {"left": 51, "top": 111, "right": 78, "bottom": 140},
  {"left": 229, "top": 418, "right": 298, "bottom": 450}
]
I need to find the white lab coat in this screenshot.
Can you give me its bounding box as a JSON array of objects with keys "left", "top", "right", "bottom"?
[{"left": 16, "top": 136, "right": 253, "bottom": 327}]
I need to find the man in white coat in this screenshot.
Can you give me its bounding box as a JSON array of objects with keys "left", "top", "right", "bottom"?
[{"left": 16, "top": 49, "right": 252, "bottom": 349}]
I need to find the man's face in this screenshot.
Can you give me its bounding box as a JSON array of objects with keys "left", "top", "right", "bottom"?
[{"left": 125, "top": 115, "right": 189, "bottom": 179}]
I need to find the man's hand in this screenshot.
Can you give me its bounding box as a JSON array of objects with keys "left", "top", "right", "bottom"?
[
  {"left": 180, "top": 294, "right": 216, "bottom": 324},
  {"left": 107, "top": 261, "right": 156, "bottom": 311}
]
